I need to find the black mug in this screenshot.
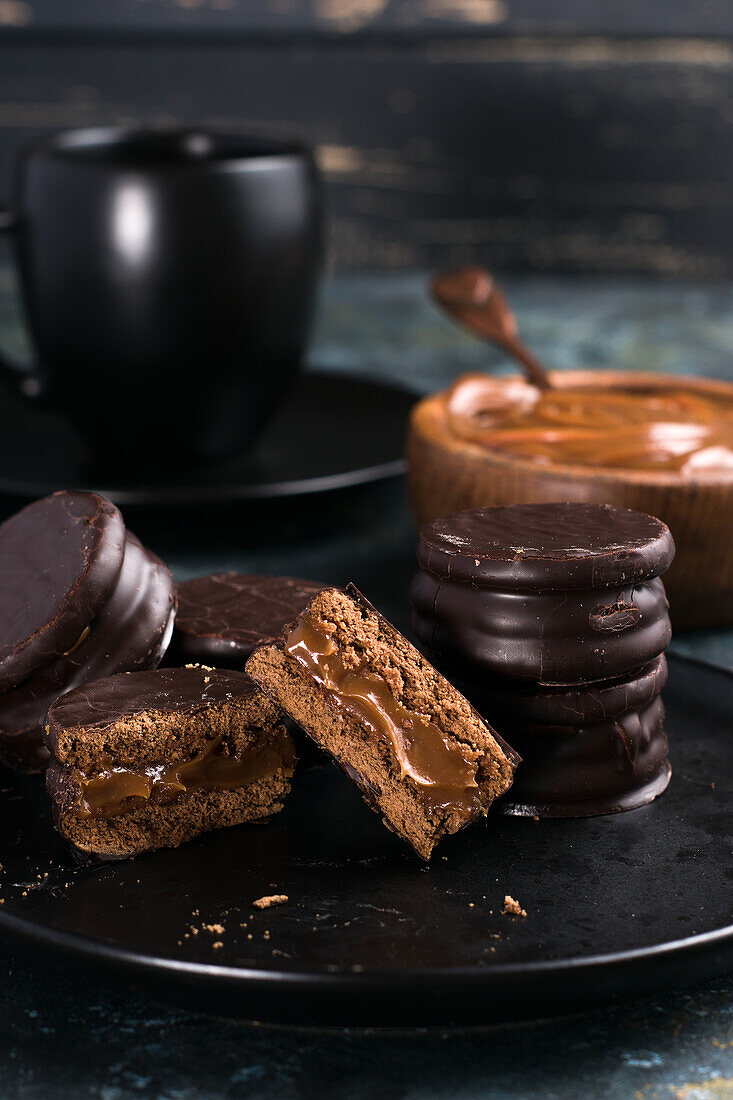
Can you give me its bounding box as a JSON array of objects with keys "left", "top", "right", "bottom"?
[{"left": 0, "top": 128, "right": 321, "bottom": 465}]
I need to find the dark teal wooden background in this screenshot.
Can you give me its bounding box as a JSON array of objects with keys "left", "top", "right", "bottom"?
[{"left": 0, "top": 1, "right": 732, "bottom": 274}]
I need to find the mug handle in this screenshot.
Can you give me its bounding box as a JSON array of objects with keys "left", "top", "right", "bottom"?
[{"left": 0, "top": 208, "right": 44, "bottom": 399}]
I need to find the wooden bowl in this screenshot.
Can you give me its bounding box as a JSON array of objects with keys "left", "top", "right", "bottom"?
[{"left": 406, "top": 370, "right": 733, "bottom": 629}]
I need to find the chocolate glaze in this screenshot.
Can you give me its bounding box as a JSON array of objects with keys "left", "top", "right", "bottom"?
[
  {"left": 171, "top": 573, "right": 328, "bottom": 667},
  {"left": 0, "top": 533, "right": 176, "bottom": 770},
  {"left": 412, "top": 571, "right": 671, "bottom": 684},
  {"left": 45, "top": 666, "right": 260, "bottom": 755},
  {"left": 495, "top": 697, "right": 670, "bottom": 817},
  {"left": 446, "top": 657, "right": 670, "bottom": 816},
  {"left": 412, "top": 503, "right": 674, "bottom": 685},
  {"left": 284, "top": 611, "right": 483, "bottom": 817},
  {"left": 0, "top": 491, "right": 126, "bottom": 692},
  {"left": 459, "top": 654, "right": 668, "bottom": 727},
  {"left": 416, "top": 503, "right": 675, "bottom": 591}
]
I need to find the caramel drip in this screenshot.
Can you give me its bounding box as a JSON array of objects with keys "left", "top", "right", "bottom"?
[
  {"left": 446, "top": 376, "right": 733, "bottom": 473},
  {"left": 61, "top": 625, "right": 91, "bottom": 658},
  {"left": 76, "top": 731, "right": 293, "bottom": 819},
  {"left": 284, "top": 615, "right": 481, "bottom": 816}
]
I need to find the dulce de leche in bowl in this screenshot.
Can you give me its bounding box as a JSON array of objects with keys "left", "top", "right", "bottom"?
[{"left": 406, "top": 370, "right": 733, "bottom": 628}]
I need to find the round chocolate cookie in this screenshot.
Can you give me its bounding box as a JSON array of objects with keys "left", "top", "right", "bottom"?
[
  {"left": 0, "top": 491, "right": 126, "bottom": 693},
  {"left": 44, "top": 666, "right": 295, "bottom": 862},
  {"left": 411, "top": 502, "right": 675, "bottom": 685},
  {"left": 170, "top": 573, "right": 328, "bottom": 668},
  {"left": 463, "top": 653, "right": 668, "bottom": 728},
  {"left": 457, "top": 656, "right": 671, "bottom": 817},
  {"left": 0, "top": 533, "right": 176, "bottom": 771},
  {"left": 45, "top": 665, "right": 265, "bottom": 749},
  {"left": 494, "top": 692, "right": 670, "bottom": 819},
  {"left": 415, "top": 501, "right": 675, "bottom": 591}
]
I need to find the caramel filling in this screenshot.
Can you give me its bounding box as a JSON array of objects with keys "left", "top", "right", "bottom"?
[
  {"left": 61, "top": 625, "right": 91, "bottom": 658},
  {"left": 76, "top": 732, "right": 292, "bottom": 819},
  {"left": 284, "top": 614, "right": 482, "bottom": 816},
  {"left": 446, "top": 375, "right": 733, "bottom": 474}
]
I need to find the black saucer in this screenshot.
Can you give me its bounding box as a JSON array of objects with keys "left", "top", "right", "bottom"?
[
  {"left": 0, "top": 371, "right": 415, "bottom": 507},
  {"left": 0, "top": 654, "right": 730, "bottom": 1028}
]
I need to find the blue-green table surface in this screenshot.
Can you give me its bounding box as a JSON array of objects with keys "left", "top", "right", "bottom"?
[{"left": 0, "top": 270, "right": 732, "bottom": 1099}]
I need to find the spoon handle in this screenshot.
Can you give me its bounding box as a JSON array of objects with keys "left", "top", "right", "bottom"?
[
  {"left": 432, "top": 266, "right": 553, "bottom": 391},
  {"left": 498, "top": 336, "right": 553, "bottom": 391}
]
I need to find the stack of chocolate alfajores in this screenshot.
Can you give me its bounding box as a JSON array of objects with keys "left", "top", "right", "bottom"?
[{"left": 410, "top": 502, "right": 675, "bottom": 817}]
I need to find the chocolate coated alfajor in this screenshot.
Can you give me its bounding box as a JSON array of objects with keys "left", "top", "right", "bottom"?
[
  {"left": 452, "top": 656, "right": 670, "bottom": 816},
  {"left": 170, "top": 573, "right": 327, "bottom": 668},
  {"left": 410, "top": 502, "right": 675, "bottom": 817},
  {"left": 0, "top": 491, "right": 175, "bottom": 770},
  {"left": 411, "top": 502, "right": 675, "bottom": 685}
]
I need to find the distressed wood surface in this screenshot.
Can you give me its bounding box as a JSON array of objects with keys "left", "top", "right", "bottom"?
[
  {"left": 0, "top": 0, "right": 731, "bottom": 38},
  {"left": 0, "top": 38, "right": 732, "bottom": 274}
]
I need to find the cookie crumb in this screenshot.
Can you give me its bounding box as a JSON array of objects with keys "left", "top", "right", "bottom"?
[
  {"left": 502, "top": 894, "right": 527, "bottom": 918},
  {"left": 212, "top": 941, "right": 223, "bottom": 950},
  {"left": 252, "top": 894, "right": 288, "bottom": 910},
  {"left": 203, "top": 922, "right": 225, "bottom": 934}
]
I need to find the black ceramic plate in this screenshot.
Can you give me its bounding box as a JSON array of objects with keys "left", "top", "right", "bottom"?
[
  {"left": 0, "top": 372, "right": 414, "bottom": 506},
  {"left": 0, "top": 654, "right": 730, "bottom": 1027}
]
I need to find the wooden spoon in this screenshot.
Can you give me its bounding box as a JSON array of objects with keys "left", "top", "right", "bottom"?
[{"left": 431, "top": 265, "right": 552, "bottom": 390}]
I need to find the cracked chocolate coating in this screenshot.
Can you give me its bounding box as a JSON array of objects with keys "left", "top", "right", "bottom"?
[
  {"left": 416, "top": 502, "right": 675, "bottom": 591},
  {"left": 0, "top": 533, "right": 176, "bottom": 770},
  {"left": 0, "top": 491, "right": 126, "bottom": 692},
  {"left": 170, "top": 573, "right": 328, "bottom": 667},
  {"left": 411, "top": 503, "right": 674, "bottom": 684},
  {"left": 45, "top": 666, "right": 261, "bottom": 761}
]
